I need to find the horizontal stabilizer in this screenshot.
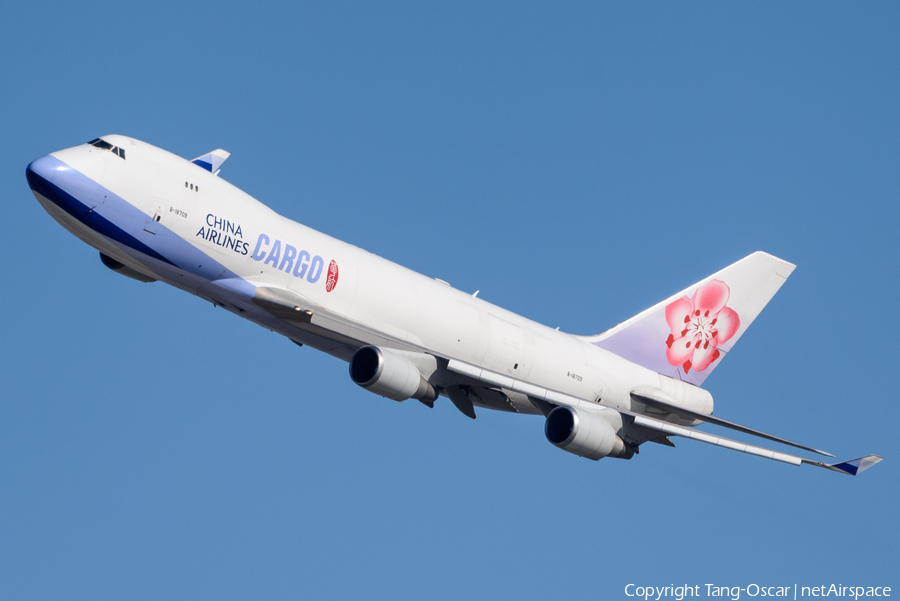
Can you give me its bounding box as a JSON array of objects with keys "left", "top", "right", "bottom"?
[
  {"left": 630, "top": 389, "right": 833, "bottom": 457},
  {"left": 192, "top": 149, "right": 231, "bottom": 174}
]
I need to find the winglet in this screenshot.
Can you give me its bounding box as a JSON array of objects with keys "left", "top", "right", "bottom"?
[
  {"left": 815, "top": 455, "right": 883, "bottom": 476},
  {"left": 192, "top": 149, "right": 231, "bottom": 174}
]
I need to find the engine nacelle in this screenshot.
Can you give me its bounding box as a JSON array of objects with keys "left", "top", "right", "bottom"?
[
  {"left": 349, "top": 346, "right": 438, "bottom": 403},
  {"left": 545, "top": 406, "right": 633, "bottom": 461}
]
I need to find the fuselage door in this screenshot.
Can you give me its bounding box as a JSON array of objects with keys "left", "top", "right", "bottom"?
[{"left": 144, "top": 201, "right": 165, "bottom": 234}]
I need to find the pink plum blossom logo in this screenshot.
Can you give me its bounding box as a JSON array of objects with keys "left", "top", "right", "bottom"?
[{"left": 665, "top": 279, "right": 740, "bottom": 374}]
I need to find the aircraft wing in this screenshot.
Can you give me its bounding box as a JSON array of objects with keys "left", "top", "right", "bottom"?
[
  {"left": 629, "top": 387, "right": 833, "bottom": 456},
  {"left": 445, "top": 359, "right": 882, "bottom": 476},
  {"left": 248, "top": 285, "right": 425, "bottom": 356},
  {"left": 629, "top": 414, "right": 882, "bottom": 475}
]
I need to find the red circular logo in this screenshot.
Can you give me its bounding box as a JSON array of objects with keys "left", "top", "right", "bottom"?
[{"left": 325, "top": 260, "right": 339, "bottom": 292}]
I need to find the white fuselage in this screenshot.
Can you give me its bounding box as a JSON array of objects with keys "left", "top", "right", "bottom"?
[{"left": 29, "top": 135, "right": 711, "bottom": 419}]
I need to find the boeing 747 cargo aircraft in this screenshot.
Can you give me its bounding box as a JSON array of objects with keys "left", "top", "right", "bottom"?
[{"left": 26, "top": 135, "right": 881, "bottom": 475}]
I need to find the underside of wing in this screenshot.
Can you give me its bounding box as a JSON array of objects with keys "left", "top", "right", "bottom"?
[
  {"left": 248, "top": 286, "right": 537, "bottom": 417},
  {"left": 630, "top": 387, "right": 833, "bottom": 457},
  {"left": 250, "top": 285, "right": 408, "bottom": 351},
  {"left": 632, "top": 414, "right": 883, "bottom": 475}
]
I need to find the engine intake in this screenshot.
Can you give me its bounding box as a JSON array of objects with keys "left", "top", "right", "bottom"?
[
  {"left": 545, "top": 406, "right": 633, "bottom": 460},
  {"left": 349, "top": 346, "right": 438, "bottom": 403}
]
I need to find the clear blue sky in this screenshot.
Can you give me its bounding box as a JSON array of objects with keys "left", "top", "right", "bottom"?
[{"left": 1, "top": 2, "right": 897, "bottom": 599}]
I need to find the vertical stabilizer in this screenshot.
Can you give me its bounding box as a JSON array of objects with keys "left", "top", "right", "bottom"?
[{"left": 584, "top": 252, "right": 795, "bottom": 386}]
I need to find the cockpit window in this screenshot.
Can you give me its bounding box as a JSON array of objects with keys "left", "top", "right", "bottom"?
[
  {"left": 87, "top": 138, "right": 125, "bottom": 159},
  {"left": 88, "top": 138, "right": 114, "bottom": 151}
]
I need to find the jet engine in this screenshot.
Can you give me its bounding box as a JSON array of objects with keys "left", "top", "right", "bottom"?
[
  {"left": 349, "top": 346, "right": 438, "bottom": 403},
  {"left": 545, "top": 406, "right": 633, "bottom": 460}
]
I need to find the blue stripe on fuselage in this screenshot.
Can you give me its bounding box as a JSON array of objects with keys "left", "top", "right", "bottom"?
[
  {"left": 27, "top": 156, "right": 175, "bottom": 266},
  {"left": 26, "top": 154, "right": 256, "bottom": 298}
]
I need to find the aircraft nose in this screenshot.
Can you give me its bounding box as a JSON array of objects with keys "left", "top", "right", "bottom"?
[{"left": 26, "top": 154, "right": 58, "bottom": 190}]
